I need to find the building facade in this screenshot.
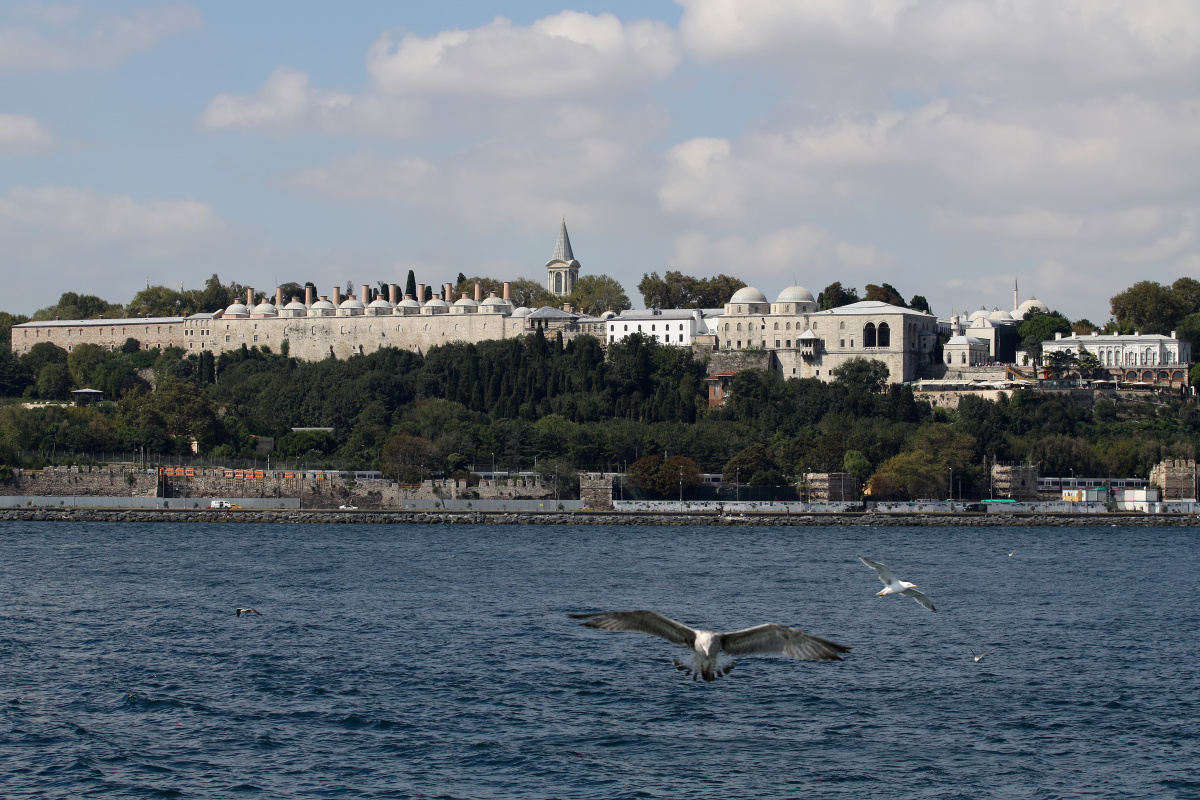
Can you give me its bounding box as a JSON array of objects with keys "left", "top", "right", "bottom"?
[{"left": 1041, "top": 330, "right": 1192, "bottom": 387}]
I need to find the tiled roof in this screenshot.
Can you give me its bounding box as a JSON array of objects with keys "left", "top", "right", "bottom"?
[{"left": 550, "top": 218, "right": 574, "bottom": 262}]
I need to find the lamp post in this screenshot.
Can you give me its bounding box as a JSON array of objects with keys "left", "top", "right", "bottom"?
[
  {"left": 948, "top": 466, "right": 953, "bottom": 504},
  {"left": 679, "top": 465, "right": 684, "bottom": 512},
  {"left": 736, "top": 467, "right": 740, "bottom": 502}
]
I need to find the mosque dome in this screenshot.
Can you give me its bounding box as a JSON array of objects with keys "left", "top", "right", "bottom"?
[
  {"left": 224, "top": 301, "right": 249, "bottom": 316},
  {"left": 968, "top": 306, "right": 989, "bottom": 321},
  {"left": 339, "top": 297, "right": 366, "bottom": 311},
  {"left": 775, "top": 285, "right": 815, "bottom": 303},
  {"left": 729, "top": 286, "right": 768, "bottom": 304},
  {"left": 368, "top": 298, "right": 394, "bottom": 310},
  {"left": 251, "top": 301, "right": 277, "bottom": 316},
  {"left": 511, "top": 306, "right": 531, "bottom": 317}
]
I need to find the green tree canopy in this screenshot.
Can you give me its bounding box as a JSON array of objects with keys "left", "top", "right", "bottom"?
[
  {"left": 908, "top": 294, "right": 931, "bottom": 314},
  {"left": 832, "top": 357, "right": 891, "bottom": 393},
  {"left": 32, "top": 292, "right": 124, "bottom": 322},
  {"left": 67, "top": 343, "right": 111, "bottom": 389},
  {"left": 507, "top": 278, "right": 558, "bottom": 309},
  {"left": 818, "top": 282, "right": 860, "bottom": 310},
  {"left": 637, "top": 271, "right": 746, "bottom": 309},
  {"left": 568, "top": 275, "right": 631, "bottom": 315},
  {"left": 626, "top": 454, "right": 701, "bottom": 496},
  {"left": 864, "top": 283, "right": 906, "bottom": 306},
  {"left": 453, "top": 276, "right": 505, "bottom": 301},
  {"left": 1109, "top": 278, "right": 1200, "bottom": 335}
]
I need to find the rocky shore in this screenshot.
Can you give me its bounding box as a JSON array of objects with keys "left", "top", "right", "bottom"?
[{"left": 1, "top": 508, "right": 1198, "bottom": 526}]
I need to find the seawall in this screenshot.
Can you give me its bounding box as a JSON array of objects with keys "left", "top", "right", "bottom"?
[{"left": 1, "top": 509, "right": 1197, "bottom": 526}]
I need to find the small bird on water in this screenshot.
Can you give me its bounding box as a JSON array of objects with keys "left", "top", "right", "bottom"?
[
  {"left": 569, "top": 610, "right": 850, "bottom": 682},
  {"left": 236, "top": 608, "right": 262, "bottom": 617},
  {"left": 970, "top": 647, "right": 994, "bottom": 662},
  {"left": 858, "top": 556, "right": 937, "bottom": 611}
]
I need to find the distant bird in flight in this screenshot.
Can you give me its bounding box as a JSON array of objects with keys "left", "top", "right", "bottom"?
[
  {"left": 1002, "top": 549, "right": 1019, "bottom": 557},
  {"left": 235, "top": 608, "right": 262, "bottom": 617},
  {"left": 969, "top": 647, "right": 994, "bottom": 662},
  {"left": 858, "top": 557, "right": 937, "bottom": 611},
  {"left": 569, "top": 610, "right": 849, "bottom": 682}
]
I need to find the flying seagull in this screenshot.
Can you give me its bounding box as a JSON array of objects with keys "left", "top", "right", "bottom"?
[
  {"left": 858, "top": 557, "right": 937, "bottom": 611},
  {"left": 1002, "top": 548, "right": 1019, "bottom": 557},
  {"left": 235, "top": 608, "right": 262, "bottom": 617},
  {"left": 569, "top": 610, "right": 849, "bottom": 682},
  {"left": 969, "top": 647, "right": 994, "bottom": 662}
]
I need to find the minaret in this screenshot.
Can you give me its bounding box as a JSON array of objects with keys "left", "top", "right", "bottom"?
[
  {"left": 545, "top": 217, "right": 581, "bottom": 297},
  {"left": 1014, "top": 278, "right": 1019, "bottom": 314}
]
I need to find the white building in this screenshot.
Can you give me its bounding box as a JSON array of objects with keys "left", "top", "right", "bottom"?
[
  {"left": 1041, "top": 330, "right": 1192, "bottom": 386},
  {"left": 605, "top": 308, "right": 717, "bottom": 347}
]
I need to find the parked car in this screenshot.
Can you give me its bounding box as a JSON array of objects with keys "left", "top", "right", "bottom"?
[{"left": 209, "top": 500, "right": 233, "bottom": 509}]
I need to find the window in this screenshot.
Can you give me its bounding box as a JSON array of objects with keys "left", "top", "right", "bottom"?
[
  {"left": 312, "top": 326, "right": 317, "bottom": 334},
  {"left": 863, "top": 323, "right": 877, "bottom": 348},
  {"left": 253, "top": 335, "right": 258, "bottom": 342},
  {"left": 786, "top": 322, "right": 792, "bottom": 330},
  {"left": 878, "top": 322, "right": 890, "bottom": 347},
  {"left": 679, "top": 324, "right": 684, "bottom": 330},
  {"left": 840, "top": 321, "right": 845, "bottom": 329},
  {"left": 774, "top": 322, "right": 779, "bottom": 330},
  {"left": 737, "top": 323, "right": 742, "bottom": 332},
  {"left": 651, "top": 324, "right": 656, "bottom": 331},
  {"left": 786, "top": 340, "right": 791, "bottom": 348},
  {"left": 840, "top": 339, "right": 845, "bottom": 348},
  {"left": 225, "top": 335, "right": 231, "bottom": 342},
  {"left": 776, "top": 340, "right": 781, "bottom": 348},
  {"left": 624, "top": 324, "right": 628, "bottom": 331},
  {"left": 961, "top": 352, "right": 966, "bottom": 364},
  {"left": 638, "top": 325, "right": 642, "bottom": 332}
]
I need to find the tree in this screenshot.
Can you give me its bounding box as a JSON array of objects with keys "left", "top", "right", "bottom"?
[
  {"left": 405, "top": 270, "right": 417, "bottom": 300},
  {"left": 1017, "top": 312, "right": 1072, "bottom": 366},
  {"left": 843, "top": 450, "right": 873, "bottom": 485},
  {"left": 36, "top": 362, "right": 70, "bottom": 399},
  {"left": 1043, "top": 349, "right": 1079, "bottom": 379},
  {"left": 832, "top": 358, "right": 890, "bottom": 393},
  {"left": 453, "top": 276, "right": 505, "bottom": 301},
  {"left": 198, "top": 274, "right": 234, "bottom": 312},
  {"left": 627, "top": 454, "right": 701, "bottom": 496},
  {"left": 722, "top": 443, "right": 781, "bottom": 485},
  {"left": 1109, "top": 280, "right": 1187, "bottom": 335},
  {"left": 818, "top": 282, "right": 859, "bottom": 310},
  {"left": 381, "top": 434, "right": 437, "bottom": 482},
  {"left": 637, "top": 271, "right": 745, "bottom": 309},
  {"left": 1176, "top": 312, "right": 1200, "bottom": 347},
  {"left": 278, "top": 282, "right": 306, "bottom": 303},
  {"left": 568, "top": 275, "right": 631, "bottom": 315},
  {"left": 31, "top": 292, "right": 124, "bottom": 321},
  {"left": 909, "top": 295, "right": 931, "bottom": 314},
  {"left": 67, "top": 343, "right": 110, "bottom": 389},
  {"left": 508, "top": 278, "right": 557, "bottom": 308},
  {"left": 691, "top": 274, "right": 746, "bottom": 308},
  {"left": 126, "top": 285, "right": 195, "bottom": 318},
  {"left": 864, "top": 283, "right": 906, "bottom": 306},
  {"left": 1077, "top": 351, "right": 1103, "bottom": 378}
]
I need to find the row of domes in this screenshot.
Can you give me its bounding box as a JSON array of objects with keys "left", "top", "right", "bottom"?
[
  {"left": 223, "top": 293, "right": 524, "bottom": 318},
  {"left": 728, "top": 285, "right": 816, "bottom": 305}
]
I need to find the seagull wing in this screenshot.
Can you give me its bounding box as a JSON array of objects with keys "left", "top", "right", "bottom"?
[
  {"left": 719, "top": 624, "right": 850, "bottom": 661},
  {"left": 858, "top": 556, "right": 895, "bottom": 587},
  {"left": 569, "top": 611, "right": 697, "bottom": 649},
  {"left": 899, "top": 587, "right": 936, "bottom": 611}
]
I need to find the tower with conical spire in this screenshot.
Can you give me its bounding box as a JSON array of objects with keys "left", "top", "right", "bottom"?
[{"left": 546, "top": 218, "right": 580, "bottom": 297}]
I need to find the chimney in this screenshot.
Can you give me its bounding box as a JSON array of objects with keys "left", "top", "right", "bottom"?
[
  {"left": 444, "top": 283, "right": 452, "bottom": 302},
  {"left": 389, "top": 284, "right": 398, "bottom": 304},
  {"left": 417, "top": 283, "right": 425, "bottom": 303},
  {"left": 474, "top": 283, "right": 482, "bottom": 302},
  {"left": 362, "top": 284, "right": 371, "bottom": 304},
  {"left": 275, "top": 288, "right": 284, "bottom": 308},
  {"left": 462, "top": 292, "right": 470, "bottom": 301},
  {"left": 305, "top": 285, "right": 314, "bottom": 306},
  {"left": 1055, "top": 332, "right": 1062, "bottom": 340},
  {"left": 502, "top": 281, "right": 511, "bottom": 301},
  {"left": 1171, "top": 330, "right": 1177, "bottom": 339},
  {"left": 246, "top": 287, "right": 254, "bottom": 307},
  {"left": 562, "top": 303, "right": 572, "bottom": 313},
  {"left": 332, "top": 286, "right": 342, "bottom": 305}
]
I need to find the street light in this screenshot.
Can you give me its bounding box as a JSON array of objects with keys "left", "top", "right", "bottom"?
[
  {"left": 948, "top": 466, "right": 953, "bottom": 503},
  {"left": 679, "top": 464, "right": 684, "bottom": 511},
  {"left": 736, "top": 467, "right": 740, "bottom": 502}
]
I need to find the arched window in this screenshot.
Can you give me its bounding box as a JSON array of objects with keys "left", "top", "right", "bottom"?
[
  {"left": 773, "top": 322, "right": 779, "bottom": 330},
  {"left": 878, "top": 322, "right": 890, "bottom": 347},
  {"left": 786, "top": 322, "right": 792, "bottom": 330},
  {"left": 554, "top": 273, "right": 563, "bottom": 293},
  {"left": 737, "top": 323, "right": 742, "bottom": 332},
  {"left": 960, "top": 352, "right": 966, "bottom": 364},
  {"left": 863, "top": 323, "right": 877, "bottom": 348}
]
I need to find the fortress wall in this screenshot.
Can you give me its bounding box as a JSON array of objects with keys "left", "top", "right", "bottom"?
[{"left": 1, "top": 466, "right": 159, "bottom": 497}]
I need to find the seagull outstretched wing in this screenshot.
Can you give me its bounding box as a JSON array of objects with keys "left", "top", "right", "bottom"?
[
  {"left": 858, "top": 556, "right": 896, "bottom": 587},
  {"left": 569, "top": 610, "right": 697, "bottom": 649},
  {"left": 720, "top": 624, "right": 850, "bottom": 661},
  {"left": 899, "top": 587, "right": 936, "bottom": 611}
]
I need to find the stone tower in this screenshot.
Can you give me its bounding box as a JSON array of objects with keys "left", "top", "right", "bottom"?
[{"left": 546, "top": 218, "right": 580, "bottom": 297}]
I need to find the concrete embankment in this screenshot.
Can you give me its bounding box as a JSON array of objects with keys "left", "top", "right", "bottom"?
[{"left": 1, "top": 509, "right": 1198, "bottom": 526}]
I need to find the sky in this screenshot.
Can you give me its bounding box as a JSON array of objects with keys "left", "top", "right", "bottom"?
[{"left": 1, "top": 0, "right": 1198, "bottom": 322}]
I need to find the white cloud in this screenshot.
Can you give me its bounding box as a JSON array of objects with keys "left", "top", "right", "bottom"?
[
  {"left": 0, "top": 5, "right": 201, "bottom": 72},
  {"left": 0, "top": 185, "right": 223, "bottom": 242},
  {"left": 367, "top": 11, "right": 679, "bottom": 98},
  {"left": 668, "top": 225, "right": 890, "bottom": 277},
  {"left": 199, "top": 67, "right": 424, "bottom": 138},
  {"left": 284, "top": 152, "right": 437, "bottom": 199},
  {"left": 678, "top": 0, "right": 1200, "bottom": 94},
  {"left": 0, "top": 113, "right": 54, "bottom": 156}
]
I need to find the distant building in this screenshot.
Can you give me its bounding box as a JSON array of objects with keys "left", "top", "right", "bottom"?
[
  {"left": 606, "top": 308, "right": 717, "bottom": 348},
  {"left": 1041, "top": 330, "right": 1191, "bottom": 387},
  {"left": 546, "top": 219, "right": 580, "bottom": 297}
]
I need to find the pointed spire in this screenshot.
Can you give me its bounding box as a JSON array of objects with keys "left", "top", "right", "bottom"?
[{"left": 551, "top": 217, "right": 574, "bottom": 262}]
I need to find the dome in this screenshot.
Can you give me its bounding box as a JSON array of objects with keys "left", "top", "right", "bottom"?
[
  {"left": 511, "top": 306, "right": 531, "bottom": 317},
  {"left": 969, "top": 316, "right": 995, "bottom": 328},
  {"left": 224, "top": 301, "right": 249, "bottom": 316},
  {"left": 989, "top": 308, "right": 1014, "bottom": 321},
  {"left": 453, "top": 297, "right": 479, "bottom": 307},
  {"left": 968, "top": 306, "right": 989, "bottom": 321},
  {"left": 424, "top": 298, "right": 448, "bottom": 309},
  {"left": 368, "top": 298, "right": 393, "bottom": 310},
  {"left": 397, "top": 297, "right": 421, "bottom": 308},
  {"left": 481, "top": 296, "right": 507, "bottom": 307},
  {"left": 252, "top": 301, "right": 277, "bottom": 315},
  {"left": 600, "top": 310, "right": 617, "bottom": 319},
  {"left": 309, "top": 299, "right": 335, "bottom": 311},
  {"left": 283, "top": 300, "right": 306, "bottom": 311},
  {"left": 729, "top": 286, "right": 768, "bottom": 304},
  {"left": 1017, "top": 296, "right": 1050, "bottom": 316},
  {"left": 339, "top": 297, "right": 365, "bottom": 310},
  {"left": 776, "top": 285, "right": 815, "bottom": 303}
]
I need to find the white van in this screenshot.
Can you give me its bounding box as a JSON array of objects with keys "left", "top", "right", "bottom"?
[{"left": 209, "top": 500, "right": 233, "bottom": 509}]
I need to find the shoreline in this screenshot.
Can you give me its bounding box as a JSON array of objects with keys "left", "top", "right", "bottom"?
[{"left": 1, "top": 508, "right": 1198, "bottom": 526}]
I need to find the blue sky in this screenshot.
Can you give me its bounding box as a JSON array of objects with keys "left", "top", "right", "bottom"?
[{"left": 2, "top": 1, "right": 1198, "bottom": 321}]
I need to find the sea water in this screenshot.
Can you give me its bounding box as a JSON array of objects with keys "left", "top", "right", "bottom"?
[{"left": 1, "top": 522, "right": 1196, "bottom": 799}]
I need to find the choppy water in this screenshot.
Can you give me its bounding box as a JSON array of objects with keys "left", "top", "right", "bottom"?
[{"left": 1, "top": 522, "right": 1197, "bottom": 799}]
